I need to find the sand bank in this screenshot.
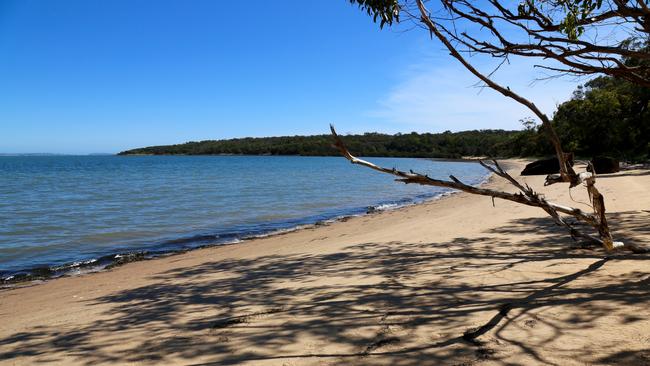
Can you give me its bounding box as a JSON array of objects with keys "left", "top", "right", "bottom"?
[{"left": 1, "top": 160, "right": 649, "bottom": 365}]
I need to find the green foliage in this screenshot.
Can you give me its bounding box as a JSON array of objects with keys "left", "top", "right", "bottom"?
[
  {"left": 349, "top": 0, "right": 400, "bottom": 28},
  {"left": 120, "top": 73, "right": 650, "bottom": 162},
  {"left": 553, "top": 76, "right": 650, "bottom": 161},
  {"left": 119, "top": 76, "right": 650, "bottom": 161},
  {"left": 118, "top": 130, "right": 542, "bottom": 159},
  {"left": 351, "top": 0, "right": 646, "bottom": 41},
  {"left": 344, "top": 0, "right": 649, "bottom": 162},
  {"left": 518, "top": 0, "right": 605, "bottom": 39}
]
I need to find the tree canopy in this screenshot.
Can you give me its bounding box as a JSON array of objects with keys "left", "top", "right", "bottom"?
[
  {"left": 119, "top": 75, "right": 650, "bottom": 163},
  {"left": 344, "top": 0, "right": 650, "bottom": 252},
  {"left": 118, "top": 129, "right": 536, "bottom": 159},
  {"left": 554, "top": 75, "right": 650, "bottom": 160},
  {"left": 352, "top": 0, "right": 650, "bottom": 85},
  {"left": 120, "top": 1, "right": 650, "bottom": 163}
]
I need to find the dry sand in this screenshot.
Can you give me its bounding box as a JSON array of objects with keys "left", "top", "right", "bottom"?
[{"left": 1, "top": 160, "right": 649, "bottom": 366}]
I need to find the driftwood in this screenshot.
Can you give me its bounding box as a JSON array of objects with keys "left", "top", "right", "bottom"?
[
  {"left": 340, "top": 0, "right": 646, "bottom": 253},
  {"left": 331, "top": 125, "right": 644, "bottom": 253}
]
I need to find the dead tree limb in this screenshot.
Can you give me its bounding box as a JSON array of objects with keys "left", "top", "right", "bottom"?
[
  {"left": 331, "top": 125, "right": 632, "bottom": 251},
  {"left": 414, "top": 0, "right": 579, "bottom": 187},
  {"left": 411, "top": 0, "right": 635, "bottom": 251},
  {"left": 345, "top": 0, "right": 647, "bottom": 253}
]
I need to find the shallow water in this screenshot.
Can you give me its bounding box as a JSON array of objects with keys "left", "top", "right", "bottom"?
[{"left": 0, "top": 155, "right": 488, "bottom": 278}]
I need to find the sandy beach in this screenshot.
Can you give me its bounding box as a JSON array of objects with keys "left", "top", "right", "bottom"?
[{"left": 1, "top": 160, "right": 649, "bottom": 366}]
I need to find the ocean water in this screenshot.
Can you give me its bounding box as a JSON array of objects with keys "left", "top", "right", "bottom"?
[{"left": 0, "top": 155, "right": 488, "bottom": 280}]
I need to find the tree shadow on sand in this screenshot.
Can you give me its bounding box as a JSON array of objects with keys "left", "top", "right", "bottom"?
[{"left": 1, "top": 210, "right": 649, "bottom": 365}]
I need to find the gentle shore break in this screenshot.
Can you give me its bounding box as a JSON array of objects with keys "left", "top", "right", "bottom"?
[{"left": 1, "top": 160, "right": 649, "bottom": 365}]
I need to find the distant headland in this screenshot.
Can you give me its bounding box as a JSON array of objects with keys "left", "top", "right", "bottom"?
[{"left": 117, "top": 129, "right": 532, "bottom": 159}]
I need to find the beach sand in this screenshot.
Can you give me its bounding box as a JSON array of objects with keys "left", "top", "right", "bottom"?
[{"left": 1, "top": 160, "right": 649, "bottom": 365}]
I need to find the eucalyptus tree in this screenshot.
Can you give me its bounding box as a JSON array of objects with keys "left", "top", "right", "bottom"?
[{"left": 332, "top": 0, "right": 649, "bottom": 252}]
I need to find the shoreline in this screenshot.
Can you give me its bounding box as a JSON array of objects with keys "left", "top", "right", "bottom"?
[
  {"left": 3, "top": 159, "right": 649, "bottom": 365},
  {"left": 115, "top": 153, "right": 505, "bottom": 162},
  {"left": 1, "top": 165, "right": 493, "bottom": 287}
]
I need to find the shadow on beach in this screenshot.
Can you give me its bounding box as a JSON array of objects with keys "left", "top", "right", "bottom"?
[{"left": 1, "top": 210, "right": 649, "bottom": 365}]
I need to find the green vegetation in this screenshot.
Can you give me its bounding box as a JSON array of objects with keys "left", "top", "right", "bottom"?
[
  {"left": 553, "top": 76, "right": 650, "bottom": 162},
  {"left": 118, "top": 130, "right": 530, "bottom": 159},
  {"left": 120, "top": 75, "right": 649, "bottom": 161},
  {"left": 516, "top": 74, "right": 650, "bottom": 162}
]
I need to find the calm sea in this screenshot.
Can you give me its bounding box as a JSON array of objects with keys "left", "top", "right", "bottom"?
[{"left": 0, "top": 155, "right": 488, "bottom": 280}]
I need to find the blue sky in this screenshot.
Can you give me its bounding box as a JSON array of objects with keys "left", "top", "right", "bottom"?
[{"left": 0, "top": 0, "right": 581, "bottom": 154}]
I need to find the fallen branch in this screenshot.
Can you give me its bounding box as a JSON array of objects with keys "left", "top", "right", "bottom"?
[
  {"left": 345, "top": 1, "right": 646, "bottom": 253},
  {"left": 330, "top": 125, "right": 630, "bottom": 251}
]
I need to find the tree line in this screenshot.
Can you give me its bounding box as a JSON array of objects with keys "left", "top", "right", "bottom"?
[
  {"left": 118, "top": 129, "right": 539, "bottom": 158},
  {"left": 120, "top": 76, "right": 649, "bottom": 162}
]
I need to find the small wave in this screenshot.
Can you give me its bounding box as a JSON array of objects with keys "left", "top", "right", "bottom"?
[
  {"left": 1, "top": 171, "right": 492, "bottom": 286},
  {"left": 368, "top": 203, "right": 401, "bottom": 212}
]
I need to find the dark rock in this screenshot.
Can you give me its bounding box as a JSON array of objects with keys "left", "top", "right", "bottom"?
[
  {"left": 104, "top": 252, "right": 146, "bottom": 270},
  {"left": 521, "top": 155, "right": 574, "bottom": 176},
  {"left": 588, "top": 156, "right": 620, "bottom": 174}
]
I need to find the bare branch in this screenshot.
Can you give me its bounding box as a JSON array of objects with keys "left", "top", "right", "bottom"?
[
  {"left": 330, "top": 125, "right": 622, "bottom": 250},
  {"left": 345, "top": 0, "right": 647, "bottom": 254},
  {"left": 410, "top": 0, "right": 650, "bottom": 86},
  {"left": 415, "top": 0, "right": 580, "bottom": 187}
]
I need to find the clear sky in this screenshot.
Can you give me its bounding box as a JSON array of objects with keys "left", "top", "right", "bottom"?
[{"left": 0, "top": 0, "right": 581, "bottom": 154}]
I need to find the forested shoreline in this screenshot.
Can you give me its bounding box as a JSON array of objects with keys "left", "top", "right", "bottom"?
[
  {"left": 120, "top": 75, "right": 650, "bottom": 162},
  {"left": 118, "top": 130, "right": 527, "bottom": 159}
]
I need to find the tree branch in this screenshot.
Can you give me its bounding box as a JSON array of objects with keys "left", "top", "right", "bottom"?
[
  {"left": 415, "top": 0, "right": 580, "bottom": 187},
  {"left": 330, "top": 125, "right": 625, "bottom": 250}
]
